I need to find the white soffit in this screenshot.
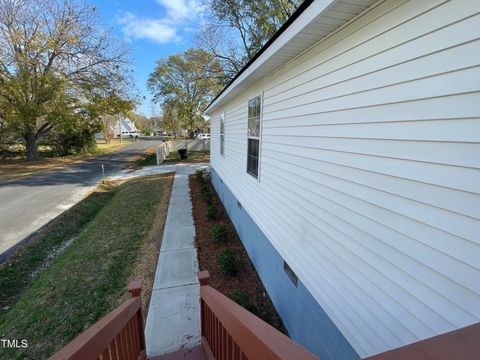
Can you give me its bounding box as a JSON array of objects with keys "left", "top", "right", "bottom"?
[{"left": 206, "top": 0, "right": 378, "bottom": 114}]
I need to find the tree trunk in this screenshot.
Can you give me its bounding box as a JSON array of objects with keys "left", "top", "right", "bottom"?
[
  {"left": 105, "top": 130, "right": 112, "bottom": 144},
  {"left": 25, "top": 132, "right": 39, "bottom": 161}
]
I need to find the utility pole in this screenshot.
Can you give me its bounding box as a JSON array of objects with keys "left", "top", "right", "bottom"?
[
  {"left": 150, "top": 101, "right": 157, "bottom": 136},
  {"left": 119, "top": 115, "right": 122, "bottom": 143}
]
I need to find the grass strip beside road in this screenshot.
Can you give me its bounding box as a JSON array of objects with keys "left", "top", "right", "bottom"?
[
  {"left": 0, "top": 173, "right": 173, "bottom": 359},
  {"left": 94, "top": 139, "right": 135, "bottom": 155},
  {"left": 163, "top": 150, "right": 210, "bottom": 164},
  {"left": 0, "top": 188, "right": 115, "bottom": 316},
  {"left": 135, "top": 151, "right": 157, "bottom": 167},
  {"left": 134, "top": 149, "right": 210, "bottom": 168}
]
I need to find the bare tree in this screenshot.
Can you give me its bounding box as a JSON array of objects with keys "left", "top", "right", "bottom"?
[
  {"left": 196, "top": 23, "right": 244, "bottom": 81},
  {"left": 197, "top": 0, "right": 303, "bottom": 81},
  {"left": 0, "top": 0, "right": 133, "bottom": 160}
]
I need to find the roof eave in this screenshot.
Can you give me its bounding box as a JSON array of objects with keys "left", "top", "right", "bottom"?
[{"left": 206, "top": 0, "right": 376, "bottom": 115}]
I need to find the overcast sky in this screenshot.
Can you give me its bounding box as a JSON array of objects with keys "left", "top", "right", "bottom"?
[{"left": 92, "top": 0, "right": 207, "bottom": 117}]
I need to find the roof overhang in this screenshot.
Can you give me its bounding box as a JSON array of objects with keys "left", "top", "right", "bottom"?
[{"left": 206, "top": 0, "right": 377, "bottom": 115}]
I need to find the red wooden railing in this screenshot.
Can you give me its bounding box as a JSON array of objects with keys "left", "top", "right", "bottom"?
[
  {"left": 197, "top": 271, "right": 320, "bottom": 360},
  {"left": 366, "top": 322, "right": 480, "bottom": 360},
  {"left": 50, "top": 280, "right": 146, "bottom": 360}
]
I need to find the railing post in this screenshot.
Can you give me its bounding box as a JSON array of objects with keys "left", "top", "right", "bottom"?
[
  {"left": 127, "top": 280, "right": 146, "bottom": 357},
  {"left": 127, "top": 280, "right": 142, "bottom": 298},
  {"left": 197, "top": 271, "right": 210, "bottom": 349},
  {"left": 198, "top": 270, "right": 210, "bottom": 286}
]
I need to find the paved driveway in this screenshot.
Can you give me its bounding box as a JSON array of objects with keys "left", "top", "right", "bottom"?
[{"left": 0, "top": 139, "right": 162, "bottom": 261}]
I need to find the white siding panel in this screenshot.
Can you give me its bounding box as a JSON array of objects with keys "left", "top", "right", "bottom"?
[
  {"left": 265, "top": 34, "right": 480, "bottom": 108},
  {"left": 263, "top": 148, "right": 480, "bottom": 219},
  {"left": 263, "top": 135, "right": 480, "bottom": 168},
  {"left": 211, "top": 0, "right": 480, "bottom": 357},
  {"left": 263, "top": 93, "right": 480, "bottom": 128},
  {"left": 267, "top": 0, "right": 479, "bottom": 97},
  {"left": 264, "top": 67, "right": 480, "bottom": 120},
  {"left": 264, "top": 118, "right": 480, "bottom": 142},
  {"left": 265, "top": 142, "right": 480, "bottom": 194}
]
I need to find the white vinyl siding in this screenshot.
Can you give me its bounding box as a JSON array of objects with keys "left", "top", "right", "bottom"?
[{"left": 210, "top": 0, "right": 480, "bottom": 357}]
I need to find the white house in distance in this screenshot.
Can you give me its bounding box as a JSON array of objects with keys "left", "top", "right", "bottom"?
[
  {"left": 113, "top": 117, "right": 140, "bottom": 138},
  {"left": 206, "top": 0, "right": 480, "bottom": 359},
  {"left": 96, "top": 116, "right": 140, "bottom": 141}
]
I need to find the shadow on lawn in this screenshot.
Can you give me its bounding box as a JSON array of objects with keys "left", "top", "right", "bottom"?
[{"left": 0, "top": 173, "right": 174, "bottom": 359}]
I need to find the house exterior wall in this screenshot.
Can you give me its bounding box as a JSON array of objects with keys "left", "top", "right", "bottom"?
[
  {"left": 209, "top": 0, "right": 480, "bottom": 358},
  {"left": 211, "top": 170, "right": 359, "bottom": 360}
]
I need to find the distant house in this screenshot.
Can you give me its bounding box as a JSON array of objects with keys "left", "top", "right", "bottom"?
[
  {"left": 154, "top": 128, "right": 166, "bottom": 136},
  {"left": 113, "top": 117, "right": 140, "bottom": 138},
  {"left": 96, "top": 116, "right": 140, "bottom": 141},
  {"left": 206, "top": 1, "right": 480, "bottom": 359}
]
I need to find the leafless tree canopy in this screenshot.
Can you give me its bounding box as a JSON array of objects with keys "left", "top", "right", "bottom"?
[{"left": 197, "top": 0, "right": 303, "bottom": 82}]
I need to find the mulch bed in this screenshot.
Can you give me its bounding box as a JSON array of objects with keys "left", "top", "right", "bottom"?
[{"left": 189, "top": 173, "right": 285, "bottom": 332}]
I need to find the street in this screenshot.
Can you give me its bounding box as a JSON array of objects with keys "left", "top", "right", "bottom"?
[{"left": 0, "top": 139, "right": 162, "bottom": 262}]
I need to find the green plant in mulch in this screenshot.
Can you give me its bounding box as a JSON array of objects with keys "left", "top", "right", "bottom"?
[
  {"left": 206, "top": 204, "right": 218, "bottom": 220},
  {"left": 200, "top": 183, "right": 210, "bottom": 195},
  {"left": 195, "top": 169, "right": 205, "bottom": 183},
  {"left": 201, "top": 189, "right": 212, "bottom": 204},
  {"left": 217, "top": 248, "right": 238, "bottom": 275},
  {"left": 211, "top": 224, "right": 228, "bottom": 244},
  {"left": 229, "top": 289, "right": 257, "bottom": 314},
  {"left": 204, "top": 171, "right": 211, "bottom": 182}
]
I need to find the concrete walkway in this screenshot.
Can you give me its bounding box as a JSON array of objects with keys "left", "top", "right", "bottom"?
[{"left": 144, "top": 163, "right": 208, "bottom": 358}]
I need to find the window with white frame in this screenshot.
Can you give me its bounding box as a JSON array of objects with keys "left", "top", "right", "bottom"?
[
  {"left": 220, "top": 112, "right": 225, "bottom": 156},
  {"left": 247, "top": 95, "right": 261, "bottom": 178}
]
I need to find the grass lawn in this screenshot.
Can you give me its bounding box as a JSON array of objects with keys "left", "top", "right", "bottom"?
[
  {"left": 95, "top": 138, "right": 135, "bottom": 155},
  {"left": 135, "top": 150, "right": 158, "bottom": 167},
  {"left": 134, "top": 149, "right": 210, "bottom": 168},
  {"left": 163, "top": 150, "right": 210, "bottom": 164},
  {"left": 0, "top": 139, "right": 134, "bottom": 182},
  {"left": 0, "top": 173, "right": 174, "bottom": 359}
]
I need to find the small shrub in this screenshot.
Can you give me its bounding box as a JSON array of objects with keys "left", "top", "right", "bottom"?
[
  {"left": 229, "top": 289, "right": 257, "bottom": 313},
  {"left": 206, "top": 204, "right": 218, "bottom": 220},
  {"left": 211, "top": 224, "right": 227, "bottom": 243},
  {"left": 200, "top": 184, "right": 210, "bottom": 195},
  {"left": 201, "top": 190, "right": 212, "bottom": 204},
  {"left": 217, "top": 248, "right": 238, "bottom": 275},
  {"left": 195, "top": 169, "right": 205, "bottom": 183}
]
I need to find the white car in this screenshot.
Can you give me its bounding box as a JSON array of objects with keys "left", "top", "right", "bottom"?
[{"left": 198, "top": 134, "right": 210, "bottom": 140}]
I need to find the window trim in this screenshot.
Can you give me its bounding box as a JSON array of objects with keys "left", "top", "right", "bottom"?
[
  {"left": 246, "top": 94, "right": 263, "bottom": 180},
  {"left": 220, "top": 112, "right": 225, "bottom": 157}
]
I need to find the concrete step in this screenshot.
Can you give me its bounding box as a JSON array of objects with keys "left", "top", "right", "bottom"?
[{"left": 149, "top": 345, "right": 206, "bottom": 360}]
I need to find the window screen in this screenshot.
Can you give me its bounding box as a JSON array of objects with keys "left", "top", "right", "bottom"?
[
  {"left": 247, "top": 96, "right": 261, "bottom": 178},
  {"left": 220, "top": 112, "right": 225, "bottom": 156}
]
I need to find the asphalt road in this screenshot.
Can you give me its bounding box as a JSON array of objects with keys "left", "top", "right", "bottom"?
[{"left": 0, "top": 139, "right": 162, "bottom": 261}]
